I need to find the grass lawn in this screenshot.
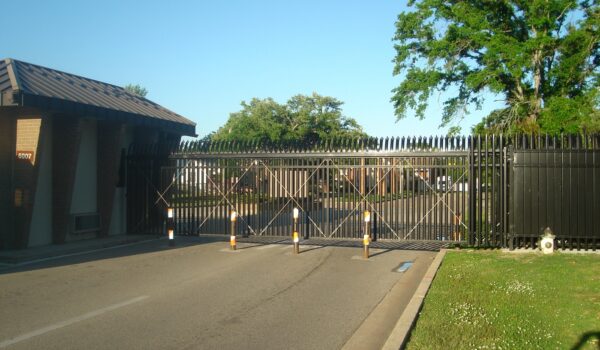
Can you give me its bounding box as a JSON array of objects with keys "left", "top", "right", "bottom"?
[{"left": 406, "top": 250, "right": 600, "bottom": 350}]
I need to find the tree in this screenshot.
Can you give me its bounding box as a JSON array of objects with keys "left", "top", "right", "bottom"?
[
  {"left": 211, "top": 93, "right": 366, "bottom": 143},
  {"left": 392, "top": 0, "right": 600, "bottom": 134},
  {"left": 124, "top": 84, "right": 148, "bottom": 98}
]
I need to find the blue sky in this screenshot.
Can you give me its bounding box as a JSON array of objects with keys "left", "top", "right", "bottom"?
[{"left": 2, "top": 0, "right": 504, "bottom": 137}]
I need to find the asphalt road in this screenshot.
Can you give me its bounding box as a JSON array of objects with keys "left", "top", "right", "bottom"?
[{"left": 0, "top": 237, "right": 436, "bottom": 350}]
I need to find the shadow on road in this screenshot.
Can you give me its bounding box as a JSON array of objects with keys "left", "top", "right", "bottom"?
[
  {"left": 0, "top": 234, "right": 447, "bottom": 275},
  {"left": 0, "top": 235, "right": 225, "bottom": 275}
]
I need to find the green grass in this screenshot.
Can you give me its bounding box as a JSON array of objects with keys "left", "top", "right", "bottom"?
[{"left": 406, "top": 250, "right": 600, "bottom": 350}]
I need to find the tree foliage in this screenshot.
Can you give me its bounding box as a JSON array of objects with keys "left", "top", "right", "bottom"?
[
  {"left": 392, "top": 0, "right": 600, "bottom": 134},
  {"left": 124, "top": 84, "right": 148, "bottom": 97},
  {"left": 211, "top": 93, "right": 366, "bottom": 143}
]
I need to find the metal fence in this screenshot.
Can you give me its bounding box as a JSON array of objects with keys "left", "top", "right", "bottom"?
[
  {"left": 127, "top": 134, "right": 600, "bottom": 250},
  {"left": 510, "top": 137, "right": 600, "bottom": 250}
]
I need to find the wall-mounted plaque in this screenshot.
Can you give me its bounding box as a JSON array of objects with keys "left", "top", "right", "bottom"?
[{"left": 16, "top": 151, "right": 34, "bottom": 163}]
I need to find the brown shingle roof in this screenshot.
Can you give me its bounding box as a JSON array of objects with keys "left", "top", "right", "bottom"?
[{"left": 0, "top": 58, "right": 196, "bottom": 136}]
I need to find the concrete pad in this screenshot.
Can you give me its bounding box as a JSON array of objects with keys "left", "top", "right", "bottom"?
[
  {"left": 350, "top": 255, "right": 372, "bottom": 261},
  {"left": 256, "top": 244, "right": 279, "bottom": 250},
  {"left": 343, "top": 251, "right": 441, "bottom": 350},
  {"left": 219, "top": 248, "right": 241, "bottom": 253}
]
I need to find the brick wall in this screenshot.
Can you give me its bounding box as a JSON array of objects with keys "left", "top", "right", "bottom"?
[
  {"left": 13, "top": 118, "right": 44, "bottom": 248},
  {"left": 15, "top": 119, "right": 42, "bottom": 163},
  {"left": 52, "top": 117, "right": 82, "bottom": 244}
]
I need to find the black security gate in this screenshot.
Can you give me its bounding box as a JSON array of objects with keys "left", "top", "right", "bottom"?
[
  {"left": 127, "top": 134, "right": 599, "bottom": 250},
  {"left": 162, "top": 152, "right": 471, "bottom": 242}
]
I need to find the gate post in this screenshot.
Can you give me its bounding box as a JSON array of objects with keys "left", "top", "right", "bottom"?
[
  {"left": 304, "top": 195, "right": 311, "bottom": 240},
  {"left": 468, "top": 135, "right": 476, "bottom": 246},
  {"left": 304, "top": 209, "right": 310, "bottom": 240},
  {"left": 243, "top": 213, "right": 250, "bottom": 238},
  {"left": 372, "top": 212, "right": 378, "bottom": 242},
  {"left": 506, "top": 146, "right": 514, "bottom": 250}
]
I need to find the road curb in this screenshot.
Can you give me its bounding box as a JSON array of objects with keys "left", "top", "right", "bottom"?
[{"left": 381, "top": 249, "right": 447, "bottom": 350}]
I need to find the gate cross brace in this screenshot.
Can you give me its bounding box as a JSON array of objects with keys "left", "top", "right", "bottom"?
[
  {"left": 330, "top": 162, "right": 398, "bottom": 239},
  {"left": 127, "top": 162, "right": 175, "bottom": 234},
  {"left": 257, "top": 159, "right": 327, "bottom": 237},
  {"left": 400, "top": 159, "right": 469, "bottom": 239},
  {"left": 154, "top": 159, "right": 197, "bottom": 206},
  {"left": 195, "top": 162, "right": 258, "bottom": 235}
]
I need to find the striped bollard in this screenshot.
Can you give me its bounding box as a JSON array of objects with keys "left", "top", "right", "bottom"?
[
  {"left": 363, "top": 210, "right": 371, "bottom": 259},
  {"left": 293, "top": 208, "right": 300, "bottom": 254},
  {"left": 167, "top": 207, "right": 175, "bottom": 247},
  {"left": 230, "top": 210, "right": 237, "bottom": 250}
]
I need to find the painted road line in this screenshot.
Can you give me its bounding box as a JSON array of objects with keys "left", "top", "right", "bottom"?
[
  {"left": 395, "top": 261, "right": 414, "bottom": 273},
  {"left": 0, "top": 296, "right": 149, "bottom": 348}
]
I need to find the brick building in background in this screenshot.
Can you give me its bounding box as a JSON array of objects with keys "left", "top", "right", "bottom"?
[{"left": 0, "top": 58, "right": 196, "bottom": 249}]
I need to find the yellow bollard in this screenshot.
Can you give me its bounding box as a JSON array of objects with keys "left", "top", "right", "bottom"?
[
  {"left": 293, "top": 231, "right": 300, "bottom": 254},
  {"left": 363, "top": 233, "right": 370, "bottom": 259}
]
